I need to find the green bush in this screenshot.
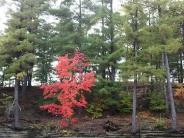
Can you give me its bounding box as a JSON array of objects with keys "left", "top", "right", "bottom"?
[
  {"left": 89, "top": 79, "right": 122, "bottom": 113},
  {"left": 0, "top": 93, "right": 13, "bottom": 105},
  {"left": 86, "top": 103, "right": 103, "bottom": 119},
  {"left": 87, "top": 78, "right": 132, "bottom": 114},
  {"left": 0, "top": 93, "right": 13, "bottom": 116},
  {"left": 148, "top": 92, "right": 166, "bottom": 112},
  {"left": 119, "top": 92, "right": 132, "bottom": 113}
]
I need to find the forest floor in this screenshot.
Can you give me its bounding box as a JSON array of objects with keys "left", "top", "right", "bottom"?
[{"left": 1, "top": 87, "right": 184, "bottom": 137}]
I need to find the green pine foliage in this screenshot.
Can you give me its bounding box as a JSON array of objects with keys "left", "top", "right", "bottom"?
[{"left": 0, "top": 0, "right": 184, "bottom": 129}]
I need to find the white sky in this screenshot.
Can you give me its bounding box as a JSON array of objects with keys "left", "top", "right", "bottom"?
[{"left": 0, "top": 0, "right": 123, "bottom": 33}]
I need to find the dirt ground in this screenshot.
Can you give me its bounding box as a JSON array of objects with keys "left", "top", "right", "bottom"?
[{"left": 1, "top": 87, "right": 184, "bottom": 136}]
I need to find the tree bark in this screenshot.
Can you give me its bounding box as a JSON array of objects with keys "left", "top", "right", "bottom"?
[
  {"left": 162, "top": 53, "right": 170, "bottom": 114},
  {"left": 78, "top": 0, "right": 82, "bottom": 48},
  {"left": 132, "top": 77, "right": 137, "bottom": 133},
  {"left": 158, "top": 3, "right": 176, "bottom": 130},
  {"left": 131, "top": 2, "right": 138, "bottom": 133},
  {"left": 27, "top": 69, "right": 32, "bottom": 87},
  {"left": 14, "top": 78, "right": 21, "bottom": 129},
  {"left": 179, "top": 52, "right": 183, "bottom": 83},
  {"left": 1, "top": 70, "right": 4, "bottom": 87},
  {"left": 109, "top": 0, "right": 116, "bottom": 81},
  {"left": 164, "top": 52, "right": 177, "bottom": 131},
  {"left": 101, "top": 0, "right": 106, "bottom": 79},
  {"left": 165, "top": 81, "right": 170, "bottom": 115},
  {"left": 21, "top": 76, "right": 27, "bottom": 96}
]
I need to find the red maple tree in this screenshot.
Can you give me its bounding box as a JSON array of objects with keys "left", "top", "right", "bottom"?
[{"left": 40, "top": 51, "right": 96, "bottom": 127}]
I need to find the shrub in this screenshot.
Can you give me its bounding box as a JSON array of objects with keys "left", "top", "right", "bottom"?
[
  {"left": 119, "top": 92, "right": 132, "bottom": 113},
  {"left": 148, "top": 92, "right": 166, "bottom": 112},
  {"left": 89, "top": 79, "right": 122, "bottom": 114},
  {"left": 87, "top": 79, "right": 132, "bottom": 114},
  {"left": 86, "top": 103, "right": 103, "bottom": 119},
  {"left": 0, "top": 93, "right": 13, "bottom": 115},
  {"left": 40, "top": 51, "right": 96, "bottom": 127}
]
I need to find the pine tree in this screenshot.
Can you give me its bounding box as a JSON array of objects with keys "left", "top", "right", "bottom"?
[
  {"left": 34, "top": 23, "right": 55, "bottom": 84},
  {"left": 135, "top": 0, "right": 182, "bottom": 130},
  {"left": 86, "top": 0, "right": 123, "bottom": 81},
  {"left": 120, "top": 0, "right": 174, "bottom": 132},
  {"left": 50, "top": 0, "right": 96, "bottom": 55},
  {"left": 155, "top": 0, "right": 179, "bottom": 131},
  {"left": 121, "top": 0, "right": 147, "bottom": 133},
  {"left": 0, "top": 0, "right": 48, "bottom": 129}
]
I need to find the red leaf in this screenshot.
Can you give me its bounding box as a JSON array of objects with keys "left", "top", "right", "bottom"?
[{"left": 40, "top": 51, "right": 96, "bottom": 127}]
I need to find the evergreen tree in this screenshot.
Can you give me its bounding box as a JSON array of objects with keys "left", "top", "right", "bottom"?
[
  {"left": 50, "top": 0, "right": 96, "bottom": 55},
  {"left": 121, "top": 0, "right": 147, "bottom": 133},
  {"left": 153, "top": 0, "right": 180, "bottom": 131},
  {"left": 0, "top": 0, "right": 48, "bottom": 129},
  {"left": 86, "top": 0, "right": 123, "bottom": 81},
  {"left": 120, "top": 0, "right": 178, "bottom": 132},
  {"left": 34, "top": 23, "right": 55, "bottom": 84}
]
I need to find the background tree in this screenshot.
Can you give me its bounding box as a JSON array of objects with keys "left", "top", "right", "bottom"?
[
  {"left": 0, "top": 0, "right": 48, "bottom": 129},
  {"left": 34, "top": 23, "right": 55, "bottom": 84}
]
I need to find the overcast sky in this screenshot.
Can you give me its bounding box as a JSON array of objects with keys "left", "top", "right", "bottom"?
[{"left": 0, "top": 0, "right": 122, "bottom": 33}]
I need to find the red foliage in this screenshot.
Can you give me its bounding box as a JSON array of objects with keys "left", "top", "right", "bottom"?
[{"left": 40, "top": 51, "right": 96, "bottom": 127}]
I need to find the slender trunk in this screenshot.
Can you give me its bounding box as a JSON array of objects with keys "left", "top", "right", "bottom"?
[
  {"left": 181, "top": 22, "right": 184, "bottom": 83},
  {"left": 164, "top": 52, "right": 177, "bottom": 131},
  {"left": 131, "top": 2, "right": 138, "bottom": 133},
  {"left": 77, "top": 4, "right": 82, "bottom": 115},
  {"left": 101, "top": 0, "right": 105, "bottom": 80},
  {"left": 109, "top": 0, "right": 115, "bottom": 81},
  {"left": 177, "top": 59, "right": 181, "bottom": 83},
  {"left": 9, "top": 79, "right": 11, "bottom": 87},
  {"left": 44, "top": 72, "right": 48, "bottom": 84},
  {"left": 150, "top": 55, "right": 154, "bottom": 92},
  {"left": 162, "top": 53, "right": 170, "bottom": 114},
  {"left": 158, "top": 4, "right": 176, "bottom": 130},
  {"left": 14, "top": 78, "right": 21, "bottom": 129},
  {"left": 132, "top": 77, "right": 137, "bottom": 133},
  {"left": 21, "top": 76, "right": 27, "bottom": 96},
  {"left": 179, "top": 52, "right": 183, "bottom": 83},
  {"left": 78, "top": 0, "right": 82, "bottom": 48},
  {"left": 132, "top": 40, "right": 138, "bottom": 133},
  {"left": 27, "top": 75, "right": 32, "bottom": 87},
  {"left": 165, "top": 80, "right": 170, "bottom": 114},
  {"left": 27, "top": 69, "right": 32, "bottom": 87},
  {"left": 149, "top": 9, "right": 154, "bottom": 92},
  {"left": 101, "top": 0, "right": 106, "bottom": 79},
  {"left": 1, "top": 70, "right": 4, "bottom": 87}
]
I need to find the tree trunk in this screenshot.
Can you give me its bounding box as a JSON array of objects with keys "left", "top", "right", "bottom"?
[
  {"left": 162, "top": 53, "right": 170, "bottom": 114},
  {"left": 27, "top": 69, "right": 32, "bottom": 87},
  {"left": 179, "top": 52, "right": 183, "bottom": 83},
  {"left": 132, "top": 77, "right": 137, "bottom": 133},
  {"left": 131, "top": 2, "right": 138, "bottom": 133},
  {"left": 101, "top": 0, "right": 106, "bottom": 80},
  {"left": 21, "top": 76, "right": 27, "bottom": 96},
  {"left": 1, "top": 70, "right": 4, "bottom": 87},
  {"left": 132, "top": 40, "right": 138, "bottom": 133},
  {"left": 164, "top": 52, "right": 177, "bottom": 131},
  {"left": 165, "top": 81, "right": 170, "bottom": 115},
  {"left": 109, "top": 0, "right": 116, "bottom": 81},
  {"left": 177, "top": 59, "right": 181, "bottom": 83},
  {"left": 14, "top": 78, "right": 21, "bottom": 129},
  {"left": 78, "top": 0, "right": 82, "bottom": 48},
  {"left": 181, "top": 22, "right": 184, "bottom": 83}
]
